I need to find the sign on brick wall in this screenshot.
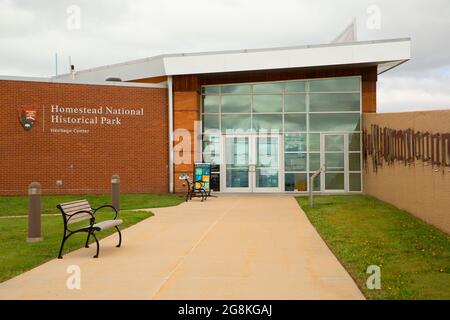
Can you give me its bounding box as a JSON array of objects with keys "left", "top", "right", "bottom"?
[{"left": 45, "top": 104, "right": 145, "bottom": 134}]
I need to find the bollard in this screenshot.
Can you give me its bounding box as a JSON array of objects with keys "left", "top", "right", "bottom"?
[
  {"left": 27, "top": 182, "right": 42, "bottom": 242},
  {"left": 111, "top": 174, "right": 120, "bottom": 211}
]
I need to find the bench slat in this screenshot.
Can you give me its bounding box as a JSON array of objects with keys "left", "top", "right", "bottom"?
[
  {"left": 62, "top": 206, "right": 91, "bottom": 213},
  {"left": 60, "top": 200, "right": 91, "bottom": 209},
  {"left": 60, "top": 202, "right": 91, "bottom": 211},
  {"left": 58, "top": 200, "right": 93, "bottom": 224}
]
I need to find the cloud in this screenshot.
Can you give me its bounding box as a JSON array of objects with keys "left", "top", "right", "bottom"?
[{"left": 378, "top": 73, "right": 450, "bottom": 112}]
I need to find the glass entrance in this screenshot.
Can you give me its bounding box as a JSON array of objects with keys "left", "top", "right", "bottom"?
[
  {"left": 321, "top": 133, "right": 347, "bottom": 192},
  {"left": 225, "top": 136, "right": 250, "bottom": 192},
  {"left": 254, "top": 136, "right": 280, "bottom": 192},
  {"left": 223, "top": 135, "right": 280, "bottom": 192}
]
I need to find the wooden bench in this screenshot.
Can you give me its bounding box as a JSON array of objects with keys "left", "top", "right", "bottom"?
[{"left": 56, "top": 200, "right": 123, "bottom": 259}]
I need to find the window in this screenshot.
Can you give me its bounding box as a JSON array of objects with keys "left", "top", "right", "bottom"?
[
  {"left": 253, "top": 114, "right": 282, "bottom": 132},
  {"left": 284, "top": 134, "right": 307, "bottom": 152},
  {"left": 285, "top": 94, "right": 306, "bottom": 112},
  {"left": 309, "top": 114, "right": 360, "bottom": 132},
  {"left": 201, "top": 76, "right": 362, "bottom": 193},
  {"left": 221, "top": 114, "right": 251, "bottom": 132},
  {"left": 203, "top": 115, "right": 219, "bottom": 131},
  {"left": 285, "top": 81, "right": 306, "bottom": 92},
  {"left": 252, "top": 95, "right": 282, "bottom": 113},
  {"left": 221, "top": 95, "right": 251, "bottom": 113},
  {"left": 284, "top": 114, "right": 307, "bottom": 132},
  {"left": 309, "top": 78, "right": 360, "bottom": 92},
  {"left": 202, "top": 95, "right": 220, "bottom": 113},
  {"left": 253, "top": 82, "right": 283, "bottom": 94},
  {"left": 310, "top": 93, "right": 360, "bottom": 112}
]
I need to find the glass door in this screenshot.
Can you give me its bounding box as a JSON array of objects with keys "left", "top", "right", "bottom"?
[
  {"left": 224, "top": 135, "right": 251, "bottom": 192},
  {"left": 222, "top": 134, "right": 281, "bottom": 192},
  {"left": 253, "top": 135, "right": 280, "bottom": 192},
  {"left": 321, "top": 133, "right": 347, "bottom": 192}
]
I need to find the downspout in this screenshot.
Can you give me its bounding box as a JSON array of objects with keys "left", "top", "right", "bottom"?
[{"left": 168, "top": 75, "right": 174, "bottom": 193}]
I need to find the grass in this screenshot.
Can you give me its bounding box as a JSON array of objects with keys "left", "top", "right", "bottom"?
[
  {"left": 0, "top": 193, "right": 184, "bottom": 283},
  {"left": 0, "top": 193, "right": 184, "bottom": 217},
  {"left": 297, "top": 195, "right": 450, "bottom": 300}
]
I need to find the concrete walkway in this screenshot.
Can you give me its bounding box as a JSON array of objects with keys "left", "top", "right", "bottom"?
[{"left": 0, "top": 195, "right": 364, "bottom": 300}]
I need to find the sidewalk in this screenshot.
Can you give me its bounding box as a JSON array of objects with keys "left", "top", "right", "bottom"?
[{"left": 0, "top": 195, "right": 364, "bottom": 300}]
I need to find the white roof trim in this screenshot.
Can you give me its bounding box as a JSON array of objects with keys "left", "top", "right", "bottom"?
[
  {"left": 0, "top": 75, "right": 167, "bottom": 88},
  {"left": 54, "top": 38, "right": 411, "bottom": 82}
]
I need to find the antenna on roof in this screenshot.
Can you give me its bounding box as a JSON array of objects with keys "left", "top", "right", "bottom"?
[
  {"left": 69, "top": 56, "right": 76, "bottom": 80},
  {"left": 331, "top": 19, "right": 358, "bottom": 43},
  {"left": 54, "top": 52, "right": 58, "bottom": 77}
]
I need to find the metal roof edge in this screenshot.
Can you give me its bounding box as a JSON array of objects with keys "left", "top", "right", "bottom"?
[
  {"left": 54, "top": 38, "right": 411, "bottom": 78},
  {"left": 0, "top": 75, "right": 167, "bottom": 88}
]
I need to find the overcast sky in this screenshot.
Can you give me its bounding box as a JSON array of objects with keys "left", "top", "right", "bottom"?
[{"left": 1, "top": 0, "right": 449, "bottom": 112}]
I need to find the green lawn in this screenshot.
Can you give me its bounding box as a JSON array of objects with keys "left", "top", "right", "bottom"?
[
  {"left": 0, "top": 194, "right": 184, "bottom": 283},
  {"left": 0, "top": 193, "right": 184, "bottom": 217},
  {"left": 297, "top": 195, "right": 450, "bottom": 300}
]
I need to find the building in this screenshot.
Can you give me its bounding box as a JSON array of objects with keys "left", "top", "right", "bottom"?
[{"left": 0, "top": 38, "right": 411, "bottom": 195}]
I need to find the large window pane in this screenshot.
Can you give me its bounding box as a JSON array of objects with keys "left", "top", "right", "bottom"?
[
  {"left": 348, "top": 133, "right": 361, "bottom": 151},
  {"left": 285, "top": 173, "right": 307, "bottom": 192},
  {"left": 202, "top": 135, "right": 220, "bottom": 165},
  {"left": 221, "top": 85, "right": 251, "bottom": 94},
  {"left": 285, "top": 94, "right": 306, "bottom": 112},
  {"left": 221, "top": 114, "right": 251, "bottom": 132},
  {"left": 284, "top": 114, "right": 307, "bottom": 132},
  {"left": 309, "top": 153, "right": 320, "bottom": 171},
  {"left": 309, "top": 134, "right": 320, "bottom": 151},
  {"left": 253, "top": 83, "right": 283, "bottom": 94},
  {"left": 202, "top": 95, "right": 220, "bottom": 113},
  {"left": 285, "top": 81, "right": 306, "bottom": 92},
  {"left": 284, "top": 134, "right": 307, "bottom": 152},
  {"left": 202, "top": 86, "right": 220, "bottom": 94},
  {"left": 202, "top": 135, "right": 220, "bottom": 153},
  {"left": 285, "top": 153, "right": 307, "bottom": 171},
  {"left": 256, "top": 137, "right": 279, "bottom": 167},
  {"left": 226, "top": 169, "right": 249, "bottom": 188},
  {"left": 325, "top": 135, "right": 344, "bottom": 152},
  {"left": 309, "top": 78, "right": 360, "bottom": 92},
  {"left": 349, "top": 153, "right": 361, "bottom": 171},
  {"left": 309, "top": 114, "right": 360, "bottom": 132},
  {"left": 309, "top": 173, "right": 321, "bottom": 191},
  {"left": 325, "top": 153, "right": 344, "bottom": 171},
  {"left": 252, "top": 114, "right": 282, "bottom": 132},
  {"left": 349, "top": 173, "right": 362, "bottom": 191},
  {"left": 221, "top": 95, "right": 251, "bottom": 113},
  {"left": 310, "top": 93, "right": 360, "bottom": 112},
  {"left": 203, "top": 152, "right": 220, "bottom": 165},
  {"left": 325, "top": 173, "right": 345, "bottom": 190},
  {"left": 256, "top": 169, "right": 278, "bottom": 188},
  {"left": 253, "top": 95, "right": 282, "bottom": 113},
  {"left": 203, "top": 115, "right": 220, "bottom": 131}
]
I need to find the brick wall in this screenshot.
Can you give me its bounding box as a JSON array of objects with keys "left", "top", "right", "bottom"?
[{"left": 0, "top": 79, "right": 169, "bottom": 195}]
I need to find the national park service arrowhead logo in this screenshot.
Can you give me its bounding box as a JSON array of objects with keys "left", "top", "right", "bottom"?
[{"left": 18, "top": 105, "right": 37, "bottom": 130}]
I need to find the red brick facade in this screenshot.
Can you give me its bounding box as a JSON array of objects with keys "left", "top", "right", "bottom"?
[{"left": 0, "top": 80, "right": 169, "bottom": 195}]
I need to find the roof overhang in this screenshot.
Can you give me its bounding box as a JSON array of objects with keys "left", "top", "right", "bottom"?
[{"left": 54, "top": 38, "right": 411, "bottom": 82}]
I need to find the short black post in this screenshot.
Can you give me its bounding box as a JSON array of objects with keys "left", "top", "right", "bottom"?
[
  {"left": 27, "top": 182, "right": 42, "bottom": 242},
  {"left": 111, "top": 174, "right": 120, "bottom": 211}
]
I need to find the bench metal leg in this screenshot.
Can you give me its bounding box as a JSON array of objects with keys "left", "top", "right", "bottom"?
[
  {"left": 85, "top": 231, "right": 91, "bottom": 248},
  {"left": 58, "top": 235, "right": 67, "bottom": 259},
  {"left": 115, "top": 226, "right": 122, "bottom": 248},
  {"left": 91, "top": 232, "right": 100, "bottom": 258}
]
